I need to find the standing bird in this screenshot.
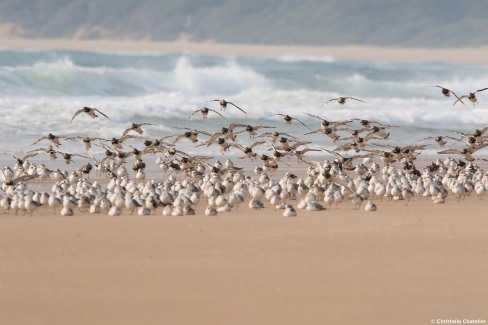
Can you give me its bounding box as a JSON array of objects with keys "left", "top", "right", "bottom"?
[
  {"left": 210, "top": 99, "right": 247, "bottom": 114},
  {"left": 453, "top": 88, "right": 488, "bottom": 106},
  {"left": 70, "top": 106, "right": 109, "bottom": 123},
  {"left": 321, "top": 97, "right": 365, "bottom": 107}
]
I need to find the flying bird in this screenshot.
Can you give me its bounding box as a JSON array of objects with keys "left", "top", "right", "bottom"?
[
  {"left": 70, "top": 107, "right": 109, "bottom": 123},
  {"left": 428, "top": 85, "right": 464, "bottom": 104},
  {"left": 305, "top": 113, "right": 353, "bottom": 131},
  {"left": 122, "top": 123, "right": 156, "bottom": 136},
  {"left": 453, "top": 88, "right": 488, "bottom": 106},
  {"left": 321, "top": 97, "right": 365, "bottom": 107},
  {"left": 188, "top": 107, "right": 227, "bottom": 120},
  {"left": 269, "top": 114, "right": 310, "bottom": 130},
  {"left": 210, "top": 99, "right": 247, "bottom": 114},
  {"left": 31, "top": 133, "right": 70, "bottom": 147},
  {"left": 417, "top": 135, "right": 459, "bottom": 147},
  {"left": 438, "top": 144, "right": 488, "bottom": 162},
  {"left": 172, "top": 127, "right": 211, "bottom": 144}
]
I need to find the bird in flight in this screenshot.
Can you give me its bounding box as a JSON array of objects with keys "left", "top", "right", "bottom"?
[
  {"left": 188, "top": 107, "right": 227, "bottom": 120},
  {"left": 70, "top": 107, "right": 109, "bottom": 123},
  {"left": 321, "top": 97, "right": 365, "bottom": 107},
  {"left": 453, "top": 88, "right": 488, "bottom": 106},
  {"left": 210, "top": 99, "right": 247, "bottom": 114},
  {"left": 428, "top": 85, "right": 464, "bottom": 104},
  {"left": 122, "top": 123, "right": 156, "bottom": 136},
  {"left": 268, "top": 114, "right": 310, "bottom": 130}
]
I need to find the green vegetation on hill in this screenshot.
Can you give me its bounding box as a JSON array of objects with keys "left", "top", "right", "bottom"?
[{"left": 1, "top": 0, "right": 487, "bottom": 47}]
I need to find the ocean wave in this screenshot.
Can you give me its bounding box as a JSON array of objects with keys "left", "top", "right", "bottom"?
[{"left": 1, "top": 49, "right": 488, "bottom": 152}]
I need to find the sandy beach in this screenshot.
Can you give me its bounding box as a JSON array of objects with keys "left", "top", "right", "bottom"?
[
  {"left": 1, "top": 36, "right": 488, "bottom": 325},
  {"left": 1, "top": 191, "right": 487, "bottom": 325},
  {"left": 2, "top": 36, "right": 488, "bottom": 64}
]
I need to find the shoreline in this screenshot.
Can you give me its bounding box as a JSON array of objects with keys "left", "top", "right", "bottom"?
[{"left": 1, "top": 37, "right": 488, "bottom": 64}]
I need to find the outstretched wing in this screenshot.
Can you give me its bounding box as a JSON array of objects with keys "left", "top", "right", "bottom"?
[
  {"left": 294, "top": 117, "right": 311, "bottom": 130},
  {"left": 209, "top": 108, "right": 228, "bottom": 119},
  {"left": 319, "top": 98, "right": 338, "bottom": 108},
  {"left": 304, "top": 113, "right": 324, "bottom": 121},
  {"left": 70, "top": 108, "right": 85, "bottom": 123},
  {"left": 453, "top": 95, "right": 468, "bottom": 106},
  {"left": 228, "top": 102, "right": 247, "bottom": 114},
  {"left": 94, "top": 108, "right": 110, "bottom": 119},
  {"left": 475, "top": 87, "right": 488, "bottom": 93},
  {"left": 348, "top": 97, "right": 366, "bottom": 103}
]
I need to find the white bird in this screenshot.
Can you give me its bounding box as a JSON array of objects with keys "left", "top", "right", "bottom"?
[
  {"left": 283, "top": 204, "right": 297, "bottom": 217},
  {"left": 364, "top": 201, "right": 377, "bottom": 211}
]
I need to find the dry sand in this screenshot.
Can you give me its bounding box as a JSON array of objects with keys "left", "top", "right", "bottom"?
[
  {"left": 2, "top": 37, "right": 488, "bottom": 64},
  {"left": 1, "top": 191, "right": 488, "bottom": 325}
]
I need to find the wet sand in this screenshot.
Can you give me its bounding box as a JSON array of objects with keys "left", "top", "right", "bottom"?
[
  {"left": 2, "top": 37, "right": 488, "bottom": 64},
  {"left": 1, "top": 192, "right": 488, "bottom": 325}
]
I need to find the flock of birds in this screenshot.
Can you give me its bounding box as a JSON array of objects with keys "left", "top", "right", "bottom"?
[{"left": 2, "top": 85, "right": 488, "bottom": 217}]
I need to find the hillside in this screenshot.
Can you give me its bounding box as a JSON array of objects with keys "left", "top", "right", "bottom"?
[{"left": 1, "top": 0, "right": 487, "bottom": 47}]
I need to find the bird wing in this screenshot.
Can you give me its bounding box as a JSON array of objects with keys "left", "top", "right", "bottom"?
[
  {"left": 250, "top": 141, "right": 266, "bottom": 149},
  {"left": 320, "top": 98, "right": 337, "bottom": 107},
  {"left": 187, "top": 109, "right": 201, "bottom": 119},
  {"left": 228, "top": 102, "right": 247, "bottom": 114},
  {"left": 73, "top": 153, "right": 91, "bottom": 159},
  {"left": 70, "top": 109, "right": 84, "bottom": 123},
  {"left": 304, "top": 129, "right": 321, "bottom": 135},
  {"left": 196, "top": 129, "right": 212, "bottom": 136},
  {"left": 294, "top": 117, "right": 311, "bottom": 130},
  {"left": 453, "top": 95, "right": 468, "bottom": 106},
  {"left": 122, "top": 127, "right": 132, "bottom": 136},
  {"left": 31, "top": 136, "right": 48, "bottom": 145},
  {"left": 416, "top": 136, "right": 435, "bottom": 142},
  {"left": 475, "top": 87, "right": 488, "bottom": 93},
  {"left": 301, "top": 148, "right": 322, "bottom": 154},
  {"left": 230, "top": 143, "right": 245, "bottom": 152},
  {"left": 94, "top": 108, "right": 110, "bottom": 119},
  {"left": 172, "top": 135, "right": 186, "bottom": 145},
  {"left": 321, "top": 147, "right": 344, "bottom": 160},
  {"left": 119, "top": 134, "right": 141, "bottom": 143},
  {"left": 348, "top": 97, "right": 366, "bottom": 103},
  {"left": 438, "top": 149, "right": 462, "bottom": 155},
  {"left": 208, "top": 108, "right": 228, "bottom": 120},
  {"left": 304, "top": 113, "right": 325, "bottom": 121},
  {"left": 471, "top": 143, "right": 488, "bottom": 153},
  {"left": 11, "top": 174, "right": 37, "bottom": 185},
  {"left": 228, "top": 123, "right": 248, "bottom": 130},
  {"left": 450, "top": 90, "right": 465, "bottom": 104},
  {"left": 291, "top": 141, "right": 312, "bottom": 150}
]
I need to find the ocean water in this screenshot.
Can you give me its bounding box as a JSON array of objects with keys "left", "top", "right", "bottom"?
[{"left": 1, "top": 48, "right": 488, "bottom": 159}]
